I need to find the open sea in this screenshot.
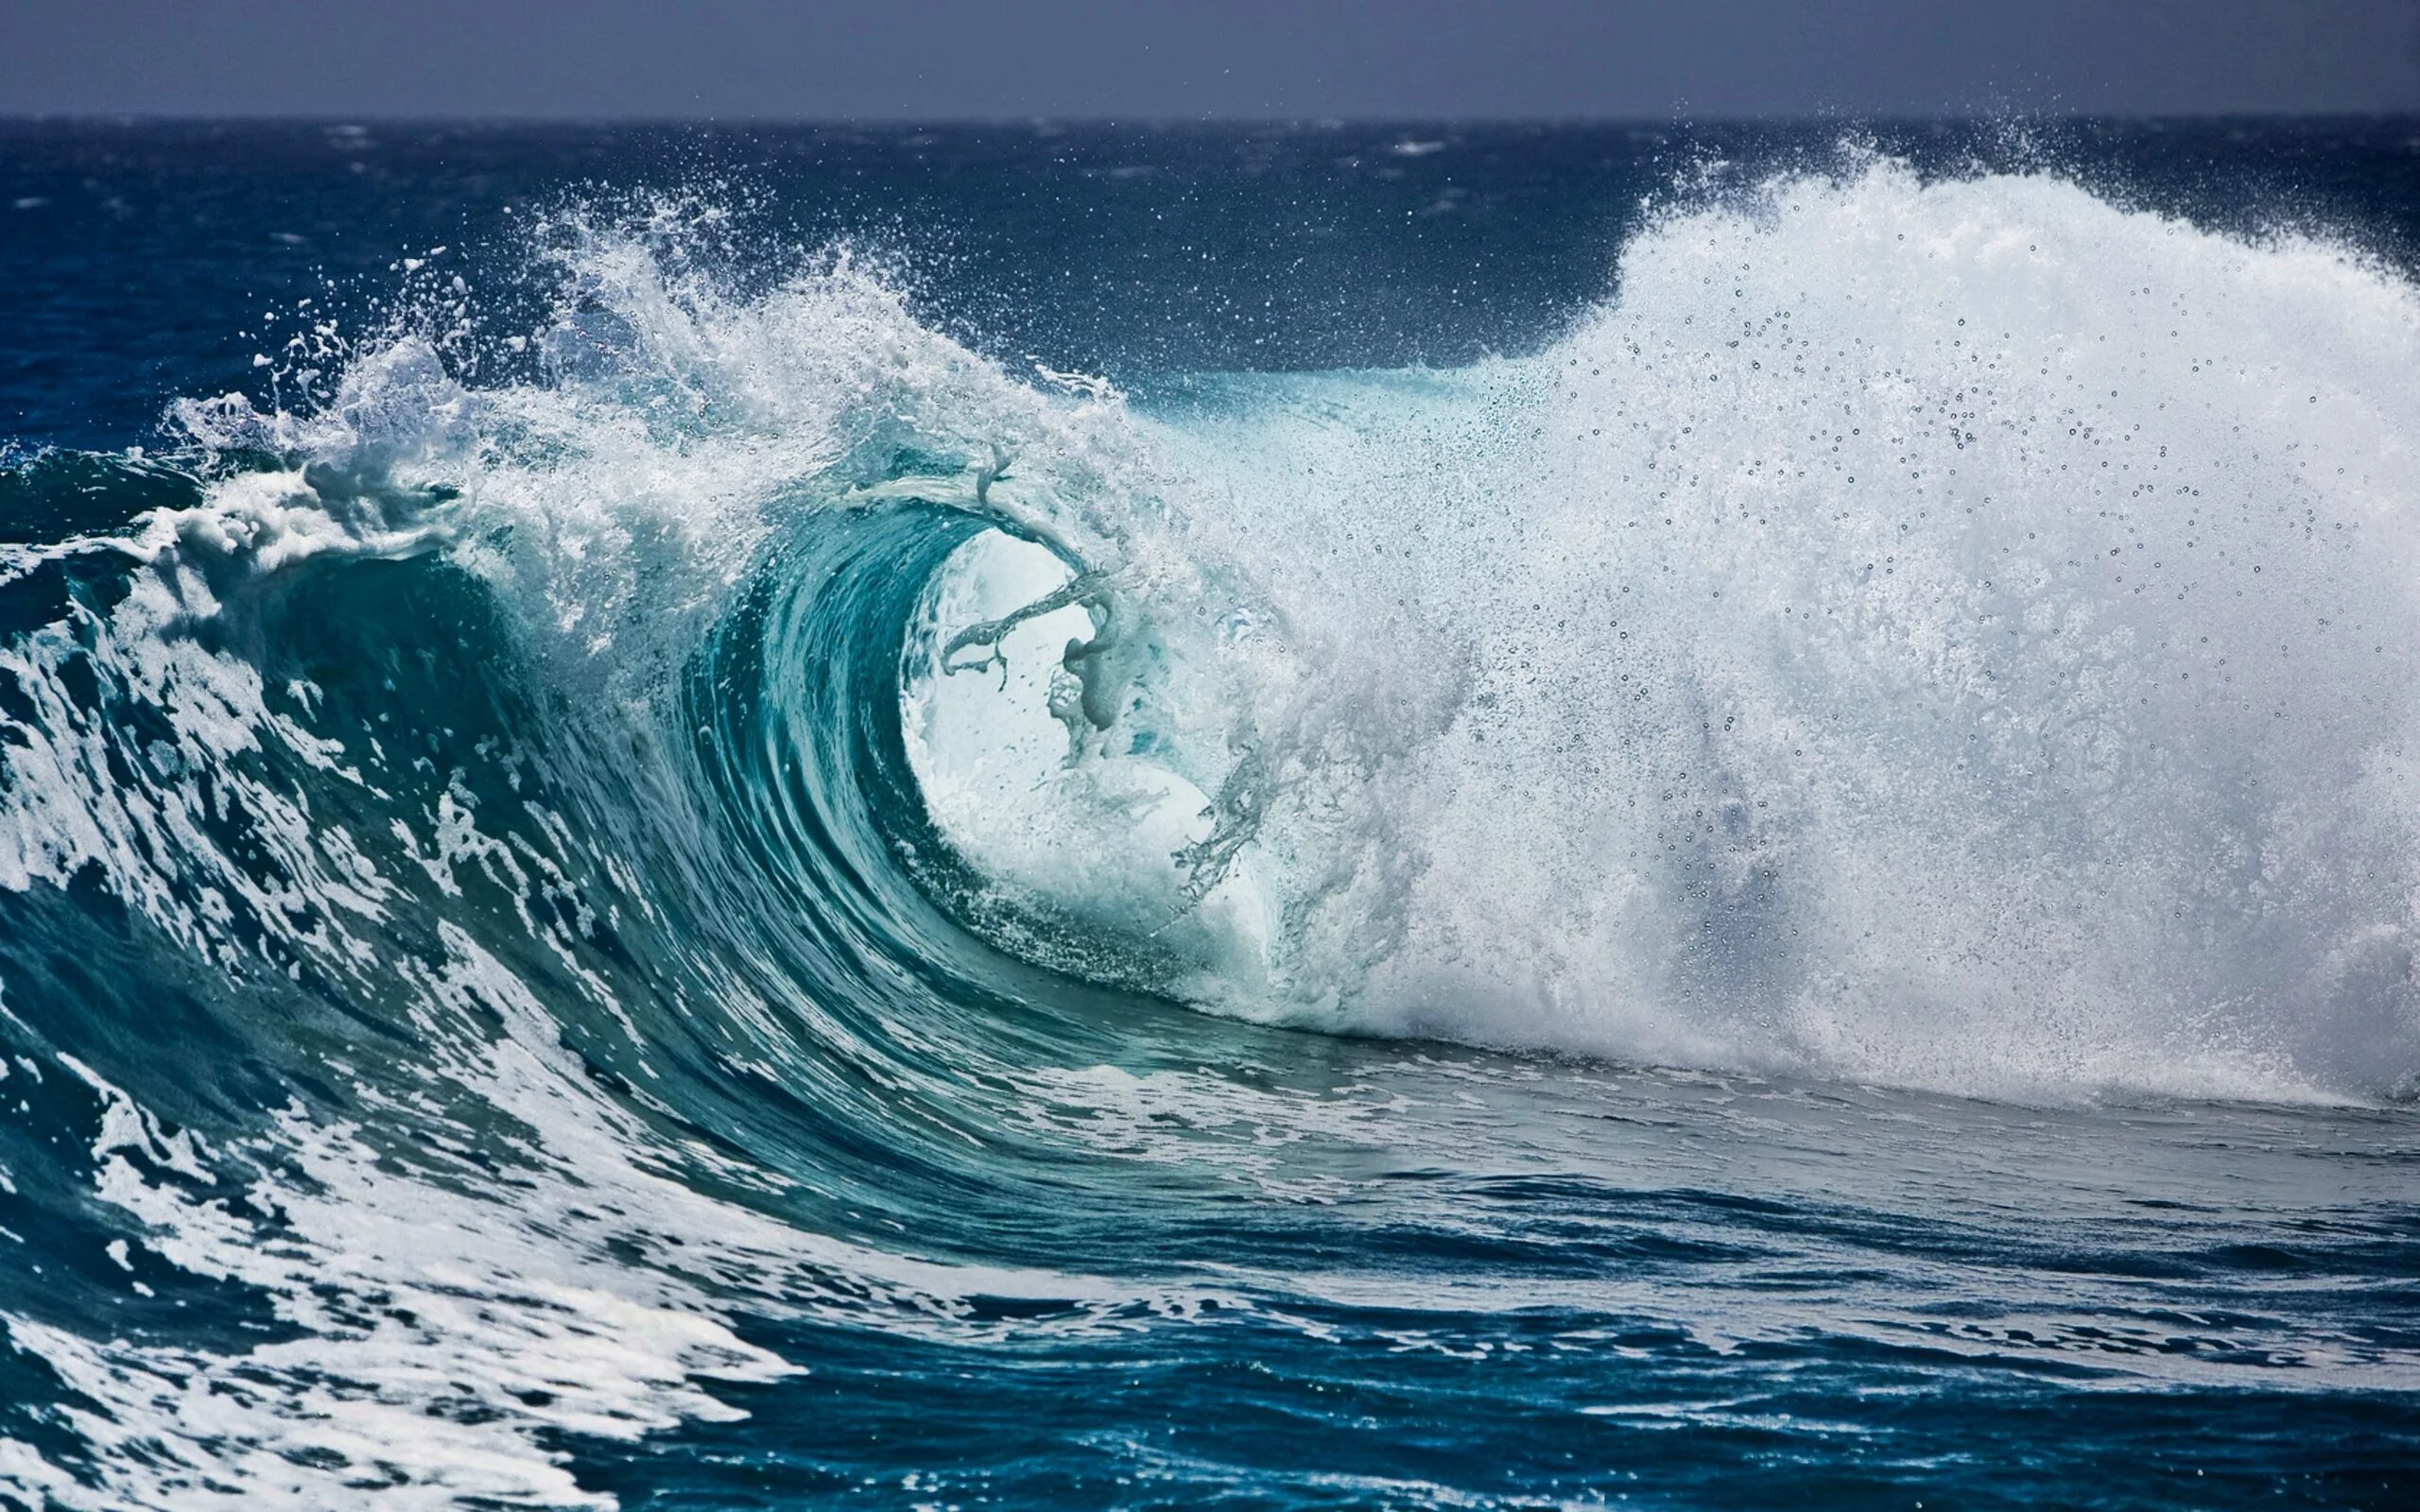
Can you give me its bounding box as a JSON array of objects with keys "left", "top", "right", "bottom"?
[{"left": 1, "top": 119, "right": 2417, "bottom": 1509}]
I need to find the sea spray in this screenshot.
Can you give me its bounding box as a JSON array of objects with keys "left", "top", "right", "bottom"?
[{"left": 913, "top": 163, "right": 2420, "bottom": 1100}]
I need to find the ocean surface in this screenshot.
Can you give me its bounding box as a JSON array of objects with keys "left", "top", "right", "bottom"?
[{"left": 1, "top": 120, "right": 2418, "bottom": 1509}]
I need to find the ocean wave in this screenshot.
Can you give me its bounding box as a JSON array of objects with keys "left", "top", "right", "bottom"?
[{"left": 3, "top": 156, "right": 2418, "bottom": 1503}]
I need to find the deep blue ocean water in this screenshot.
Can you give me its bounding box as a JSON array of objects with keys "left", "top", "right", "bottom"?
[{"left": 0, "top": 121, "right": 2417, "bottom": 1509}]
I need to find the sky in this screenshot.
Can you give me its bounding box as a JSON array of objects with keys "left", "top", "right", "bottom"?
[{"left": 2, "top": 0, "right": 2417, "bottom": 120}]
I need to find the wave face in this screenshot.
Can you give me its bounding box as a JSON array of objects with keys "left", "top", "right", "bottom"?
[{"left": 2, "top": 125, "right": 2418, "bottom": 1508}]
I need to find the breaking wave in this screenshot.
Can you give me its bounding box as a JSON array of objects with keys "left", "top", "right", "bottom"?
[{"left": 3, "top": 156, "right": 2418, "bottom": 1504}]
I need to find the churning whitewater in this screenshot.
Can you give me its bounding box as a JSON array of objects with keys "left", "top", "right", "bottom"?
[
  {"left": 2, "top": 139, "right": 2417, "bottom": 1509},
  {"left": 918, "top": 163, "right": 2420, "bottom": 1103}
]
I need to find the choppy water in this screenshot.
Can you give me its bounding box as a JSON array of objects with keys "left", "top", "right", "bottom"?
[{"left": 1, "top": 121, "right": 2417, "bottom": 1509}]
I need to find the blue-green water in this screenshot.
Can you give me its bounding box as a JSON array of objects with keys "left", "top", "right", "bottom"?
[{"left": 0, "top": 122, "right": 2416, "bottom": 1509}]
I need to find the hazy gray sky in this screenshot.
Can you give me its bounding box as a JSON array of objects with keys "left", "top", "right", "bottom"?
[{"left": 3, "top": 0, "right": 2417, "bottom": 119}]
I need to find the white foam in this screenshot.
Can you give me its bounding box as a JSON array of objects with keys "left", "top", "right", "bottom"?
[{"left": 909, "top": 163, "right": 2420, "bottom": 1103}]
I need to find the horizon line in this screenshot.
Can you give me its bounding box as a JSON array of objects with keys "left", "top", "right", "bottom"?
[{"left": 7, "top": 110, "right": 2420, "bottom": 129}]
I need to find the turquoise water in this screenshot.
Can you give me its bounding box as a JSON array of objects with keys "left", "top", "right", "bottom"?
[{"left": 0, "top": 123, "right": 2416, "bottom": 1509}]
